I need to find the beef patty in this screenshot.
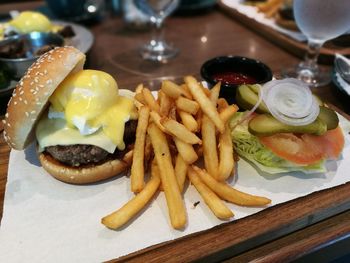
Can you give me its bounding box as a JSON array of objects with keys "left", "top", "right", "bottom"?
[{"left": 45, "top": 120, "right": 137, "bottom": 167}]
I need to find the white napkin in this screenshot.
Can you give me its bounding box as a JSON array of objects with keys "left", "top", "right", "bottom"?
[{"left": 0, "top": 116, "right": 350, "bottom": 262}]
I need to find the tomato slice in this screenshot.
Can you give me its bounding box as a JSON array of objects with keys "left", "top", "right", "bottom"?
[
  {"left": 302, "top": 126, "right": 345, "bottom": 160},
  {"left": 259, "top": 133, "right": 324, "bottom": 165},
  {"left": 258, "top": 126, "right": 345, "bottom": 165}
]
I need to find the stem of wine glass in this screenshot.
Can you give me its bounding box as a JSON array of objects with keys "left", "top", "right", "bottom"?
[
  {"left": 299, "top": 39, "right": 324, "bottom": 71},
  {"left": 296, "top": 39, "right": 327, "bottom": 85},
  {"left": 150, "top": 16, "right": 164, "bottom": 46}
]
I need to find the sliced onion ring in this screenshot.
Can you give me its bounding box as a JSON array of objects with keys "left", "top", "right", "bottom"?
[{"left": 262, "top": 78, "right": 319, "bottom": 126}]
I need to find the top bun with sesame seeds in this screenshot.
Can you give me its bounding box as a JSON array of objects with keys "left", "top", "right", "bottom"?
[
  {"left": 3, "top": 46, "right": 86, "bottom": 150},
  {"left": 3, "top": 46, "right": 138, "bottom": 184}
]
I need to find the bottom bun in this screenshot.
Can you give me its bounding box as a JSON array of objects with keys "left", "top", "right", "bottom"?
[{"left": 38, "top": 149, "right": 133, "bottom": 184}]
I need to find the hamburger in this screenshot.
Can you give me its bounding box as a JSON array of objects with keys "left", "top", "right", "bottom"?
[{"left": 3, "top": 46, "right": 138, "bottom": 184}]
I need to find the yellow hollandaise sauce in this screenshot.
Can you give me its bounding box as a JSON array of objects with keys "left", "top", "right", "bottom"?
[
  {"left": 9, "top": 11, "right": 52, "bottom": 33},
  {"left": 36, "top": 70, "right": 137, "bottom": 152}
]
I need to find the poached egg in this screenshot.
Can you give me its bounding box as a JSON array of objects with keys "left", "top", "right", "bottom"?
[{"left": 36, "top": 70, "right": 137, "bottom": 153}]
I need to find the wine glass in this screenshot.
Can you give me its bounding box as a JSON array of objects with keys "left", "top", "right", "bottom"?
[
  {"left": 134, "top": 0, "right": 180, "bottom": 62},
  {"left": 282, "top": 0, "right": 350, "bottom": 87}
]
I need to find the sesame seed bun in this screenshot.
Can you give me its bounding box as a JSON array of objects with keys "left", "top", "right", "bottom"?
[{"left": 3, "top": 46, "right": 86, "bottom": 150}]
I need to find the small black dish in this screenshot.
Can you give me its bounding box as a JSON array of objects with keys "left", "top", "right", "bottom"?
[{"left": 200, "top": 56, "right": 273, "bottom": 104}]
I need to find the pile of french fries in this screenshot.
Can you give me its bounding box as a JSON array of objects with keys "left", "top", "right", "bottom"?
[
  {"left": 254, "top": 0, "right": 284, "bottom": 18},
  {"left": 101, "top": 76, "right": 271, "bottom": 230}
]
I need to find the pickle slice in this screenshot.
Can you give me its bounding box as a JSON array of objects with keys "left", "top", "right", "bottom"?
[{"left": 248, "top": 114, "right": 328, "bottom": 137}]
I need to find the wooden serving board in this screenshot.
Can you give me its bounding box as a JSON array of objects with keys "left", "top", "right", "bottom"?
[{"left": 218, "top": 0, "right": 350, "bottom": 65}]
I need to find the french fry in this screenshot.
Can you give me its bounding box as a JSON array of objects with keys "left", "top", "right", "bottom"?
[
  {"left": 218, "top": 122, "right": 234, "bottom": 181},
  {"left": 175, "top": 154, "right": 188, "bottom": 192},
  {"left": 265, "top": 3, "right": 280, "bottom": 18},
  {"left": 161, "top": 117, "right": 202, "bottom": 145},
  {"left": 101, "top": 171, "right": 160, "bottom": 229},
  {"left": 142, "top": 88, "right": 160, "bottom": 113},
  {"left": 180, "top": 84, "right": 193, "bottom": 99},
  {"left": 192, "top": 165, "right": 271, "bottom": 206},
  {"left": 209, "top": 81, "right": 221, "bottom": 106},
  {"left": 257, "top": 0, "right": 282, "bottom": 12},
  {"left": 134, "top": 84, "right": 145, "bottom": 109},
  {"left": 151, "top": 157, "right": 163, "bottom": 191},
  {"left": 178, "top": 110, "right": 198, "bottom": 132},
  {"left": 175, "top": 97, "right": 199, "bottom": 115},
  {"left": 219, "top": 105, "right": 239, "bottom": 124},
  {"left": 201, "top": 114, "right": 219, "bottom": 179},
  {"left": 148, "top": 123, "right": 187, "bottom": 229},
  {"left": 161, "top": 80, "right": 191, "bottom": 99},
  {"left": 184, "top": 76, "right": 225, "bottom": 133},
  {"left": 200, "top": 82, "right": 211, "bottom": 96},
  {"left": 149, "top": 111, "right": 166, "bottom": 132},
  {"left": 131, "top": 106, "right": 150, "bottom": 193},
  {"left": 135, "top": 92, "right": 146, "bottom": 106},
  {"left": 217, "top": 98, "right": 228, "bottom": 110},
  {"left": 174, "top": 137, "right": 198, "bottom": 164},
  {"left": 196, "top": 109, "right": 203, "bottom": 131},
  {"left": 135, "top": 83, "right": 144, "bottom": 94},
  {"left": 159, "top": 90, "right": 173, "bottom": 116},
  {"left": 188, "top": 167, "right": 233, "bottom": 219},
  {"left": 169, "top": 105, "right": 177, "bottom": 120},
  {"left": 144, "top": 135, "right": 153, "bottom": 172}
]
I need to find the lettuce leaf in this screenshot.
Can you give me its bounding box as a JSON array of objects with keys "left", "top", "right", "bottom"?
[{"left": 229, "top": 112, "right": 326, "bottom": 174}]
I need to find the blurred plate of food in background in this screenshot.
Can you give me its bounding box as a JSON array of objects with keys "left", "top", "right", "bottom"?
[{"left": 0, "top": 11, "right": 94, "bottom": 54}]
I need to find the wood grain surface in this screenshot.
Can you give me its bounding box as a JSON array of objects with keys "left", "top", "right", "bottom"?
[{"left": 1, "top": 1, "right": 350, "bottom": 262}]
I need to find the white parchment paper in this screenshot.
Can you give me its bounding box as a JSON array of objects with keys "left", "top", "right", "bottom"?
[{"left": 0, "top": 116, "right": 349, "bottom": 263}]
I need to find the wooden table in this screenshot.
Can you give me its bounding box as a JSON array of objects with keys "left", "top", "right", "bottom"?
[{"left": 1, "top": 2, "right": 350, "bottom": 262}]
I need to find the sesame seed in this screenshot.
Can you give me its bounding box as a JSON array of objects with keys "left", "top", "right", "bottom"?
[
  {"left": 5, "top": 113, "right": 8, "bottom": 118},
  {"left": 7, "top": 123, "right": 10, "bottom": 127},
  {"left": 2, "top": 119, "right": 5, "bottom": 124},
  {"left": 24, "top": 100, "right": 28, "bottom": 105},
  {"left": 25, "top": 112, "right": 29, "bottom": 116},
  {"left": 31, "top": 111, "right": 36, "bottom": 114}
]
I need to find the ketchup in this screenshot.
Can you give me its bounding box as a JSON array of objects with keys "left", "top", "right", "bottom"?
[{"left": 212, "top": 72, "right": 257, "bottom": 85}]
